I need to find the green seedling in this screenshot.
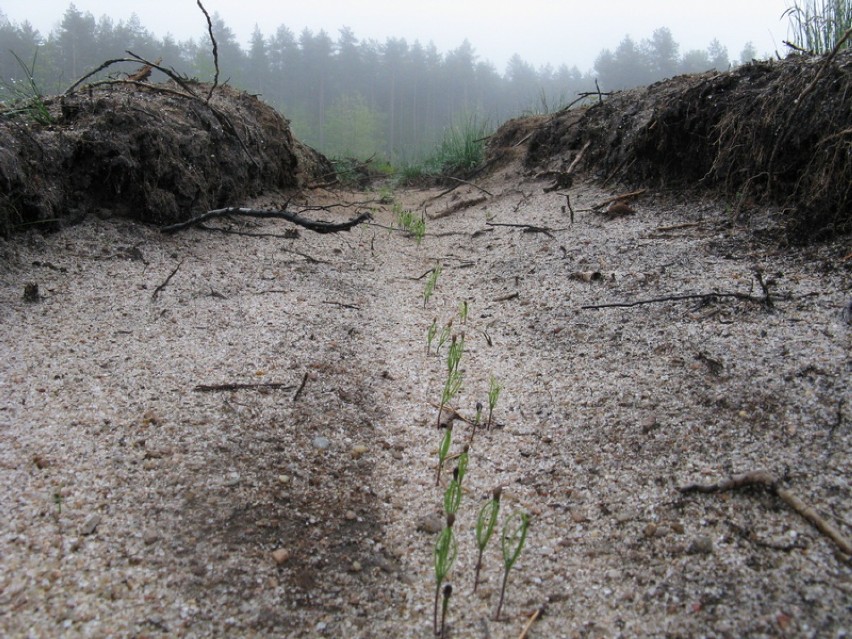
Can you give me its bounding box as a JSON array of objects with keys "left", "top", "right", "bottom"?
[
  {"left": 443, "top": 468, "right": 462, "bottom": 515},
  {"left": 436, "top": 422, "right": 453, "bottom": 486},
  {"left": 459, "top": 299, "right": 469, "bottom": 324},
  {"left": 494, "top": 510, "right": 530, "bottom": 620},
  {"left": 426, "top": 317, "right": 438, "bottom": 356},
  {"left": 439, "top": 583, "right": 452, "bottom": 639},
  {"left": 423, "top": 263, "right": 442, "bottom": 307},
  {"left": 455, "top": 445, "right": 469, "bottom": 486},
  {"left": 486, "top": 375, "right": 502, "bottom": 431},
  {"left": 53, "top": 490, "right": 62, "bottom": 516},
  {"left": 434, "top": 514, "right": 457, "bottom": 635},
  {"left": 436, "top": 318, "right": 453, "bottom": 356},
  {"left": 473, "top": 486, "right": 501, "bottom": 592}
]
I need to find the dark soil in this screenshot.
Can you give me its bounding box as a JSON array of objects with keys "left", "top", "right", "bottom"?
[{"left": 0, "top": 82, "right": 332, "bottom": 234}]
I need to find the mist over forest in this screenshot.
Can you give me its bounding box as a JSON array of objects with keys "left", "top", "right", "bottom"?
[{"left": 0, "top": 5, "right": 757, "bottom": 161}]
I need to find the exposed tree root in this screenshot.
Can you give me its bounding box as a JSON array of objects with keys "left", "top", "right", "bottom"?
[{"left": 678, "top": 470, "right": 851, "bottom": 556}]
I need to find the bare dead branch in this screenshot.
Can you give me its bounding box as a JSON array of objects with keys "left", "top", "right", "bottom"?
[
  {"left": 486, "top": 221, "right": 557, "bottom": 238},
  {"left": 581, "top": 290, "right": 770, "bottom": 310},
  {"left": 592, "top": 189, "right": 647, "bottom": 210},
  {"left": 160, "top": 207, "right": 372, "bottom": 235},
  {"left": 196, "top": 0, "right": 219, "bottom": 101}
]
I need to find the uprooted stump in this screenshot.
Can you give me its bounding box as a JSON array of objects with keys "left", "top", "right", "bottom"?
[
  {"left": 0, "top": 82, "right": 333, "bottom": 234},
  {"left": 495, "top": 51, "right": 852, "bottom": 242}
]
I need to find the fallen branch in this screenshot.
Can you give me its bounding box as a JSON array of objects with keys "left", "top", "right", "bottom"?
[
  {"left": 151, "top": 259, "right": 184, "bottom": 301},
  {"left": 581, "top": 290, "right": 769, "bottom": 310},
  {"left": 194, "top": 382, "right": 296, "bottom": 392},
  {"left": 425, "top": 176, "right": 493, "bottom": 203},
  {"left": 678, "top": 470, "right": 851, "bottom": 556},
  {"left": 486, "top": 221, "right": 557, "bottom": 238},
  {"left": 592, "top": 189, "right": 647, "bottom": 211},
  {"left": 429, "top": 196, "right": 488, "bottom": 219},
  {"left": 160, "top": 208, "right": 372, "bottom": 234}
]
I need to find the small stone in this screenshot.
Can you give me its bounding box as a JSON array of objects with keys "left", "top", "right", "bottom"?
[
  {"left": 416, "top": 512, "right": 444, "bottom": 535},
  {"left": 143, "top": 530, "right": 159, "bottom": 545},
  {"left": 23, "top": 283, "right": 41, "bottom": 302},
  {"left": 615, "top": 509, "right": 637, "bottom": 524},
  {"left": 570, "top": 509, "right": 588, "bottom": 523},
  {"left": 312, "top": 436, "right": 330, "bottom": 450},
  {"left": 351, "top": 444, "right": 369, "bottom": 459},
  {"left": 687, "top": 535, "right": 714, "bottom": 555},
  {"left": 344, "top": 510, "right": 357, "bottom": 521},
  {"left": 278, "top": 475, "right": 290, "bottom": 484},
  {"left": 350, "top": 561, "right": 362, "bottom": 573},
  {"left": 272, "top": 548, "right": 291, "bottom": 565},
  {"left": 671, "top": 522, "right": 685, "bottom": 534},
  {"left": 643, "top": 523, "right": 657, "bottom": 538},
  {"left": 80, "top": 514, "right": 101, "bottom": 536}
]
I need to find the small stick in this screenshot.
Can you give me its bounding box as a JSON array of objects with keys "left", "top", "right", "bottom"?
[
  {"left": 591, "top": 189, "right": 647, "bottom": 210},
  {"left": 151, "top": 259, "right": 184, "bottom": 300},
  {"left": 194, "top": 382, "right": 296, "bottom": 392},
  {"left": 518, "top": 606, "right": 545, "bottom": 639},
  {"left": 581, "top": 291, "right": 768, "bottom": 310},
  {"left": 292, "top": 371, "right": 309, "bottom": 403}
]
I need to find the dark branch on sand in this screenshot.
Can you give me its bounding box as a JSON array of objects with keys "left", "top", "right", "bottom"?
[{"left": 160, "top": 207, "right": 372, "bottom": 235}]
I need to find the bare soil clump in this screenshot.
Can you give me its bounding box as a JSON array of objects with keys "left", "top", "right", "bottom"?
[
  {"left": 0, "top": 83, "right": 332, "bottom": 234},
  {"left": 493, "top": 51, "right": 852, "bottom": 241}
]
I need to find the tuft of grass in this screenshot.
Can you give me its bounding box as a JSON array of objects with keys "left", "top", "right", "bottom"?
[
  {"left": 428, "top": 114, "right": 491, "bottom": 176},
  {"left": 783, "top": 0, "right": 851, "bottom": 54},
  {"left": 1, "top": 50, "right": 53, "bottom": 125},
  {"left": 494, "top": 510, "right": 531, "bottom": 620},
  {"left": 394, "top": 203, "right": 426, "bottom": 243}
]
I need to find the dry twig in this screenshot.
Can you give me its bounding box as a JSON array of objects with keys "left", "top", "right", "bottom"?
[{"left": 151, "top": 259, "right": 184, "bottom": 301}]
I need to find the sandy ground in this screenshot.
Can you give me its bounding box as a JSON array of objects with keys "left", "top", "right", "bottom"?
[{"left": 1, "top": 168, "right": 850, "bottom": 638}]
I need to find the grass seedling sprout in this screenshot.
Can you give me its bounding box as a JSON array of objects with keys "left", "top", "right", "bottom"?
[
  {"left": 456, "top": 445, "right": 469, "bottom": 485},
  {"left": 459, "top": 299, "right": 469, "bottom": 324},
  {"left": 423, "top": 263, "right": 442, "bottom": 307},
  {"left": 433, "top": 514, "right": 457, "bottom": 635},
  {"left": 439, "top": 583, "right": 452, "bottom": 639},
  {"left": 436, "top": 422, "right": 453, "bottom": 486},
  {"left": 436, "top": 318, "right": 453, "bottom": 356},
  {"left": 443, "top": 468, "right": 462, "bottom": 515},
  {"left": 494, "top": 510, "right": 530, "bottom": 620},
  {"left": 473, "top": 486, "right": 501, "bottom": 593},
  {"left": 486, "top": 375, "right": 502, "bottom": 431},
  {"left": 426, "top": 317, "right": 438, "bottom": 356}
]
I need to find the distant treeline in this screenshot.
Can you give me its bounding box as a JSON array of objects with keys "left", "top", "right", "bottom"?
[{"left": 0, "top": 5, "right": 758, "bottom": 160}]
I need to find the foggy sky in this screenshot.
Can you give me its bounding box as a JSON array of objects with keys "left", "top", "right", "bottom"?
[{"left": 2, "top": 0, "right": 789, "bottom": 72}]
